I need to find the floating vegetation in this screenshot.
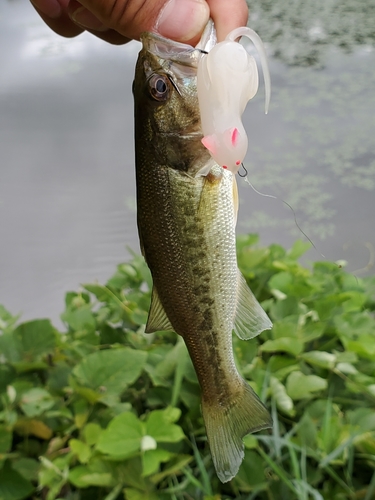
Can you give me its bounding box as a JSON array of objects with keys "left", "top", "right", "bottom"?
[{"left": 248, "top": 0, "right": 375, "bottom": 66}]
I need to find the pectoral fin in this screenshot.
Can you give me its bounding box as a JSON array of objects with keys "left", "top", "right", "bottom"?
[
  {"left": 233, "top": 271, "right": 272, "bottom": 339},
  {"left": 145, "top": 286, "right": 174, "bottom": 333}
]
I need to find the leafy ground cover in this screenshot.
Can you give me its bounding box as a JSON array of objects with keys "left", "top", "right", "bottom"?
[{"left": 0, "top": 235, "right": 374, "bottom": 500}]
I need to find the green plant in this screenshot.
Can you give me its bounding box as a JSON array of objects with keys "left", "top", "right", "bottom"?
[{"left": 0, "top": 235, "right": 374, "bottom": 500}]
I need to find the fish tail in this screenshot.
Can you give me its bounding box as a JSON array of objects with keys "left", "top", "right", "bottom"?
[{"left": 201, "top": 381, "right": 272, "bottom": 483}]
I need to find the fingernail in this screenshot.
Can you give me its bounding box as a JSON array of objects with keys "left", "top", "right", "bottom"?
[
  {"left": 156, "top": 0, "right": 210, "bottom": 43},
  {"left": 30, "top": 0, "right": 62, "bottom": 19},
  {"left": 70, "top": 6, "right": 108, "bottom": 32}
]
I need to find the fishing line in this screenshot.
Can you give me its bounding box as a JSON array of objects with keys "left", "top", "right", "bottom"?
[
  {"left": 238, "top": 165, "right": 365, "bottom": 293},
  {"left": 239, "top": 163, "right": 325, "bottom": 259}
]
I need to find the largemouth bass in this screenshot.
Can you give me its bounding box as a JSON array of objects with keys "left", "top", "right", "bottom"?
[{"left": 133, "top": 24, "right": 273, "bottom": 483}]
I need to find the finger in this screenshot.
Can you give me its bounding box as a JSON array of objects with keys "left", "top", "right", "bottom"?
[
  {"left": 83, "top": 29, "right": 131, "bottom": 45},
  {"left": 67, "top": 0, "right": 131, "bottom": 44},
  {"left": 30, "top": 0, "right": 84, "bottom": 38},
  {"left": 75, "top": 0, "right": 210, "bottom": 45},
  {"left": 206, "top": 0, "right": 248, "bottom": 41},
  {"left": 30, "top": 0, "right": 131, "bottom": 44}
]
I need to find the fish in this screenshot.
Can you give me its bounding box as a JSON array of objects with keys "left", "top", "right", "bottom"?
[{"left": 133, "top": 23, "right": 273, "bottom": 483}]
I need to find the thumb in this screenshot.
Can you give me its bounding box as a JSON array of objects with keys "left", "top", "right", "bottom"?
[
  {"left": 156, "top": 0, "right": 210, "bottom": 44},
  {"left": 75, "top": 0, "right": 210, "bottom": 45}
]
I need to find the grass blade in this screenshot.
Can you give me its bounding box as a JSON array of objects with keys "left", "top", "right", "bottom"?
[
  {"left": 319, "top": 435, "right": 357, "bottom": 468},
  {"left": 190, "top": 433, "right": 212, "bottom": 496},
  {"left": 257, "top": 446, "right": 299, "bottom": 496},
  {"left": 364, "top": 470, "right": 375, "bottom": 500},
  {"left": 182, "top": 466, "right": 207, "bottom": 493},
  {"left": 271, "top": 398, "right": 282, "bottom": 460}
]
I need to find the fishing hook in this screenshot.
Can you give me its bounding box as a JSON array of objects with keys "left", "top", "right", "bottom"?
[{"left": 237, "top": 162, "right": 248, "bottom": 177}]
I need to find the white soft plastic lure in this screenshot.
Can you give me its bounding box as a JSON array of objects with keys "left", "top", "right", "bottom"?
[{"left": 197, "top": 27, "right": 271, "bottom": 174}]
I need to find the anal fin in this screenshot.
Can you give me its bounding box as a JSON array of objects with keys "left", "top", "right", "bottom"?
[
  {"left": 233, "top": 271, "right": 272, "bottom": 340},
  {"left": 145, "top": 286, "right": 174, "bottom": 334}
]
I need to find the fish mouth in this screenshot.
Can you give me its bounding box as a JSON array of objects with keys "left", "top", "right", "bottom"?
[{"left": 140, "top": 20, "right": 216, "bottom": 69}]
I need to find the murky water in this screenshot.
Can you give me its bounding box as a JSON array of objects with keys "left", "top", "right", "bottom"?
[{"left": 1, "top": 0, "right": 374, "bottom": 324}]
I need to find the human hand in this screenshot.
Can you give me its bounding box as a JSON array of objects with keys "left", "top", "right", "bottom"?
[{"left": 29, "top": 0, "right": 248, "bottom": 46}]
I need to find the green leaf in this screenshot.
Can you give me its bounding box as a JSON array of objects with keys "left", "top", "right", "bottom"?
[
  {"left": 300, "top": 350, "right": 336, "bottom": 369},
  {"left": 47, "top": 363, "right": 72, "bottom": 393},
  {"left": 0, "top": 461, "right": 34, "bottom": 500},
  {"left": 262, "top": 337, "right": 304, "bottom": 356},
  {"left": 96, "top": 412, "right": 143, "bottom": 459},
  {"left": 146, "top": 342, "right": 184, "bottom": 387},
  {"left": 142, "top": 449, "right": 172, "bottom": 477},
  {"left": 270, "top": 377, "right": 295, "bottom": 416},
  {"left": 272, "top": 319, "right": 300, "bottom": 339},
  {"left": 286, "top": 371, "right": 328, "bottom": 400},
  {"left": 0, "top": 364, "right": 16, "bottom": 393},
  {"left": 14, "top": 320, "right": 57, "bottom": 361},
  {"left": 269, "top": 272, "right": 293, "bottom": 294},
  {"left": 344, "top": 337, "right": 375, "bottom": 359},
  {"left": 268, "top": 356, "right": 299, "bottom": 381},
  {"left": 11, "top": 458, "right": 40, "bottom": 482},
  {"left": 124, "top": 489, "right": 158, "bottom": 500},
  {"left": 0, "top": 425, "right": 12, "bottom": 468},
  {"left": 287, "top": 240, "right": 312, "bottom": 259},
  {"left": 82, "top": 284, "right": 120, "bottom": 303},
  {"left": 83, "top": 423, "right": 103, "bottom": 445},
  {"left": 71, "top": 347, "right": 147, "bottom": 406},
  {"left": 0, "top": 304, "right": 16, "bottom": 323},
  {"left": 130, "top": 308, "right": 148, "bottom": 326},
  {"left": 14, "top": 418, "right": 53, "bottom": 440},
  {"left": 19, "top": 388, "right": 55, "bottom": 417},
  {"left": 236, "top": 450, "right": 268, "bottom": 489},
  {"left": 145, "top": 408, "right": 185, "bottom": 443},
  {"left": 336, "top": 362, "right": 358, "bottom": 374},
  {"left": 68, "top": 466, "right": 113, "bottom": 488},
  {"left": 69, "top": 439, "right": 92, "bottom": 464},
  {"left": 243, "top": 435, "right": 258, "bottom": 449},
  {"left": 297, "top": 412, "right": 317, "bottom": 449},
  {"left": 61, "top": 304, "right": 96, "bottom": 333}
]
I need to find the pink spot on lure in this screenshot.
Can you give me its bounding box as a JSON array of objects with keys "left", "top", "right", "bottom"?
[
  {"left": 231, "top": 128, "right": 239, "bottom": 146},
  {"left": 197, "top": 26, "right": 271, "bottom": 175}
]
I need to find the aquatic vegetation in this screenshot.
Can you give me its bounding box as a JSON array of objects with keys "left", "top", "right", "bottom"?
[
  {"left": 239, "top": 47, "right": 375, "bottom": 247},
  {"left": 0, "top": 236, "right": 374, "bottom": 499},
  {"left": 248, "top": 0, "right": 375, "bottom": 67}
]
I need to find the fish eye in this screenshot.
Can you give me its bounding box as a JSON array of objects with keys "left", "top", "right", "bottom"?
[{"left": 148, "top": 74, "right": 170, "bottom": 101}]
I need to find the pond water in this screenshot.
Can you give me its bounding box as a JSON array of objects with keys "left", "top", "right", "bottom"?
[{"left": 0, "top": 0, "right": 374, "bottom": 324}]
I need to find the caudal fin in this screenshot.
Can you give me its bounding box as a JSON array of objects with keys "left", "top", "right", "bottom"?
[{"left": 201, "top": 381, "right": 272, "bottom": 483}]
